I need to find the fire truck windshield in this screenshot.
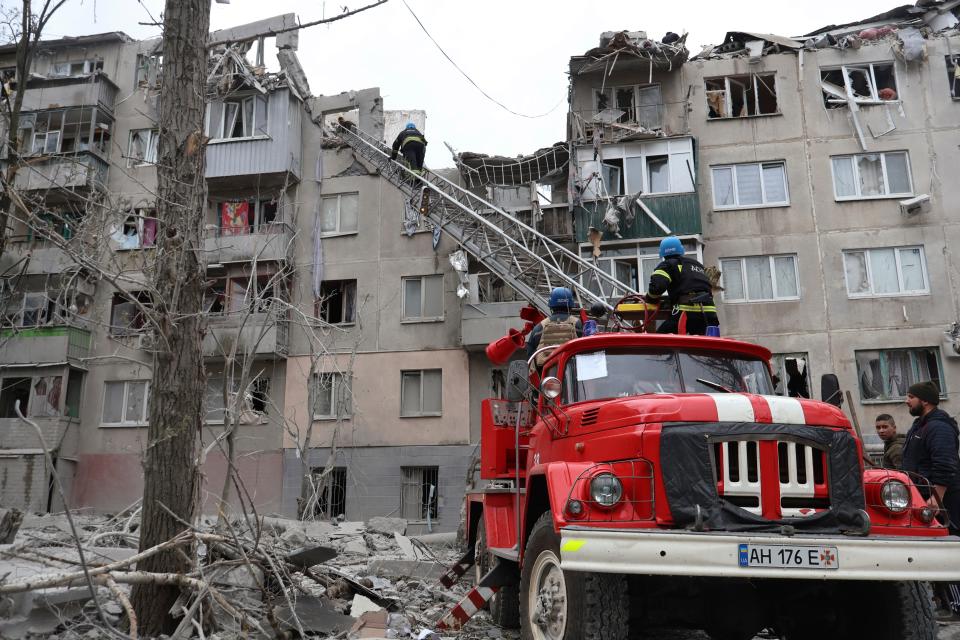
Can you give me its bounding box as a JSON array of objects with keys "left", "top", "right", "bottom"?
[{"left": 562, "top": 349, "right": 774, "bottom": 403}]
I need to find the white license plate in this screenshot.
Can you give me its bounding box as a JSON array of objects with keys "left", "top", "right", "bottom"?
[{"left": 738, "top": 544, "right": 839, "bottom": 569}]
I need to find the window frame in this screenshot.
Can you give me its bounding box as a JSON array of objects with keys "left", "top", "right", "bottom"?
[
  {"left": 319, "top": 193, "right": 359, "bottom": 237},
  {"left": 101, "top": 380, "right": 150, "bottom": 426},
  {"left": 313, "top": 372, "right": 352, "bottom": 420},
  {"left": 770, "top": 352, "right": 811, "bottom": 398},
  {"left": 401, "top": 274, "right": 444, "bottom": 322},
  {"left": 704, "top": 72, "right": 780, "bottom": 119},
  {"left": 855, "top": 347, "right": 945, "bottom": 403},
  {"left": 400, "top": 369, "right": 443, "bottom": 417},
  {"left": 127, "top": 128, "right": 159, "bottom": 167},
  {"left": 400, "top": 465, "right": 440, "bottom": 521},
  {"left": 316, "top": 279, "right": 357, "bottom": 325},
  {"left": 214, "top": 198, "right": 282, "bottom": 235},
  {"left": 947, "top": 55, "right": 959, "bottom": 100},
  {"left": 821, "top": 62, "right": 899, "bottom": 107},
  {"left": 593, "top": 83, "right": 663, "bottom": 129},
  {"left": 209, "top": 94, "right": 269, "bottom": 141},
  {"left": 830, "top": 151, "right": 913, "bottom": 201},
  {"left": 720, "top": 254, "right": 801, "bottom": 303},
  {"left": 711, "top": 161, "right": 790, "bottom": 210},
  {"left": 842, "top": 245, "right": 929, "bottom": 298}
]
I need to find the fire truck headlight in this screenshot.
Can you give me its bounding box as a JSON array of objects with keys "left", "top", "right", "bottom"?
[
  {"left": 541, "top": 377, "right": 562, "bottom": 400},
  {"left": 590, "top": 473, "right": 622, "bottom": 507},
  {"left": 880, "top": 479, "right": 910, "bottom": 514}
]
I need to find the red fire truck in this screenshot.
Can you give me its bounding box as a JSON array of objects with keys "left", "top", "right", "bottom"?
[{"left": 437, "top": 304, "right": 960, "bottom": 640}]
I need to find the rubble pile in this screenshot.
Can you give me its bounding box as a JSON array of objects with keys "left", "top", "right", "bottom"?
[{"left": 0, "top": 509, "right": 515, "bottom": 639}]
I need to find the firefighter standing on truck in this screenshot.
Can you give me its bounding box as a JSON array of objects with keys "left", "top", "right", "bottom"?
[
  {"left": 644, "top": 236, "right": 719, "bottom": 336},
  {"left": 526, "top": 287, "right": 582, "bottom": 367},
  {"left": 390, "top": 122, "right": 427, "bottom": 173}
]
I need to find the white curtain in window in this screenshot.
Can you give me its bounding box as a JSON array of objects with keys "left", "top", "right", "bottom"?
[
  {"left": 898, "top": 247, "right": 925, "bottom": 291},
  {"left": 832, "top": 157, "right": 857, "bottom": 197},
  {"left": 735, "top": 164, "right": 763, "bottom": 205},
  {"left": 762, "top": 163, "right": 787, "bottom": 203},
  {"left": 885, "top": 152, "right": 910, "bottom": 194},
  {"left": 856, "top": 351, "right": 883, "bottom": 399},
  {"left": 744, "top": 256, "right": 773, "bottom": 300},
  {"left": 205, "top": 378, "right": 226, "bottom": 422},
  {"left": 721, "top": 259, "right": 745, "bottom": 300},
  {"left": 915, "top": 349, "right": 937, "bottom": 387},
  {"left": 126, "top": 382, "right": 147, "bottom": 422},
  {"left": 857, "top": 154, "right": 885, "bottom": 196},
  {"left": 886, "top": 350, "right": 913, "bottom": 398},
  {"left": 773, "top": 256, "right": 798, "bottom": 297},
  {"left": 868, "top": 248, "right": 898, "bottom": 294},
  {"left": 843, "top": 252, "right": 870, "bottom": 295},
  {"left": 320, "top": 198, "right": 339, "bottom": 233},
  {"left": 712, "top": 167, "right": 735, "bottom": 207}
]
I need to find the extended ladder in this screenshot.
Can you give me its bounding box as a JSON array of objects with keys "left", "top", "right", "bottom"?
[{"left": 333, "top": 124, "right": 637, "bottom": 313}]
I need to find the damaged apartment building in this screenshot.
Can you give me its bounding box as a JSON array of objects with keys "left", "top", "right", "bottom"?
[{"left": 0, "top": 16, "right": 473, "bottom": 532}]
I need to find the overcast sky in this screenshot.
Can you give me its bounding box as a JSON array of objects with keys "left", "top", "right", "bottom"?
[{"left": 41, "top": 0, "right": 893, "bottom": 166}]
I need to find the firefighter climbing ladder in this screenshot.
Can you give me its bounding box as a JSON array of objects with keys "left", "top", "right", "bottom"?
[{"left": 333, "top": 124, "right": 637, "bottom": 312}]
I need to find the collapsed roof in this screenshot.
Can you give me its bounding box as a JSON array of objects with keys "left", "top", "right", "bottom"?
[
  {"left": 453, "top": 143, "right": 569, "bottom": 188},
  {"left": 569, "top": 30, "right": 689, "bottom": 76}
]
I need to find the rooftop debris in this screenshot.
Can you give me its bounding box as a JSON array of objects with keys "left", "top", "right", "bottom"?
[
  {"left": 0, "top": 511, "right": 514, "bottom": 639},
  {"left": 569, "top": 30, "right": 689, "bottom": 76},
  {"left": 452, "top": 143, "right": 569, "bottom": 188}
]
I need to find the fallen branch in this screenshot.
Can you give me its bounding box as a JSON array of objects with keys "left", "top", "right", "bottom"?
[{"left": 104, "top": 575, "right": 138, "bottom": 640}]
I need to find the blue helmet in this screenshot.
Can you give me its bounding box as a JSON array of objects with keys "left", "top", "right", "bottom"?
[
  {"left": 659, "top": 236, "right": 684, "bottom": 259},
  {"left": 548, "top": 287, "right": 575, "bottom": 312},
  {"left": 405, "top": 122, "right": 417, "bottom": 130}
]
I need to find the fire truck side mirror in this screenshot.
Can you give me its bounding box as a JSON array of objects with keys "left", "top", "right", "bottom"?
[
  {"left": 820, "top": 374, "right": 843, "bottom": 408},
  {"left": 506, "top": 360, "right": 531, "bottom": 403}
]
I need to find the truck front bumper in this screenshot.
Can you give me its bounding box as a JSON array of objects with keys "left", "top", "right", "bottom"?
[{"left": 559, "top": 527, "right": 960, "bottom": 581}]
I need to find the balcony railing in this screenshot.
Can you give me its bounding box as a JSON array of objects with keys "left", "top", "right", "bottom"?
[
  {"left": 0, "top": 325, "right": 92, "bottom": 364},
  {"left": 19, "top": 73, "right": 119, "bottom": 115},
  {"left": 202, "top": 309, "right": 288, "bottom": 358},
  {"left": 11, "top": 151, "right": 108, "bottom": 194},
  {"left": 574, "top": 192, "right": 702, "bottom": 242},
  {"left": 203, "top": 221, "right": 294, "bottom": 264}
]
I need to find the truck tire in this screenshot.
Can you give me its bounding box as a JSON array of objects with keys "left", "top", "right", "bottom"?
[
  {"left": 475, "top": 519, "right": 520, "bottom": 628},
  {"left": 519, "top": 512, "right": 628, "bottom": 640}
]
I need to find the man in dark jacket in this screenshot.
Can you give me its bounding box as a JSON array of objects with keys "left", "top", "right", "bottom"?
[
  {"left": 901, "top": 381, "right": 960, "bottom": 618},
  {"left": 644, "top": 236, "right": 718, "bottom": 336},
  {"left": 390, "top": 122, "right": 427, "bottom": 174},
  {"left": 875, "top": 413, "right": 906, "bottom": 468}
]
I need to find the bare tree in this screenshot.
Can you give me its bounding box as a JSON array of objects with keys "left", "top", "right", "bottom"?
[
  {"left": 0, "top": 0, "right": 71, "bottom": 258},
  {"left": 128, "top": 0, "right": 211, "bottom": 633}
]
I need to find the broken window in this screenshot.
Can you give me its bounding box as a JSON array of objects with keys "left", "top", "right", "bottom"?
[
  {"left": 316, "top": 280, "right": 357, "bottom": 325},
  {"left": 947, "top": 55, "right": 959, "bottom": 99},
  {"left": 313, "top": 466, "right": 347, "bottom": 518},
  {"left": 113, "top": 210, "right": 157, "bottom": 250},
  {"left": 29, "top": 376, "right": 62, "bottom": 417},
  {"left": 771, "top": 353, "right": 810, "bottom": 398},
  {"left": 127, "top": 129, "right": 158, "bottom": 166},
  {"left": 856, "top": 348, "right": 943, "bottom": 402},
  {"left": 712, "top": 161, "right": 789, "bottom": 209},
  {"left": 215, "top": 95, "right": 268, "bottom": 139},
  {"left": 594, "top": 85, "right": 662, "bottom": 129},
  {"left": 402, "top": 275, "right": 443, "bottom": 321},
  {"left": 821, "top": 63, "right": 898, "bottom": 108},
  {"left": 400, "top": 466, "right": 439, "bottom": 521},
  {"left": 843, "top": 246, "right": 927, "bottom": 297},
  {"left": 720, "top": 254, "right": 799, "bottom": 302},
  {"left": 831, "top": 152, "right": 911, "bottom": 200},
  {"left": 228, "top": 273, "right": 277, "bottom": 314},
  {"left": 600, "top": 161, "right": 623, "bottom": 196},
  {"left": 581, "top": 244, "right": 667, "bottom": 298},
  {"left": 65, "top": 369, "right": 83, "bottom": 418},
  {"left": 50, "top": 59, "right": 102, "bottom": 78},
  {"left": 204, "top": 278, "right": 226, "bottom": 314},
  {"left": 400, "top": 369, "right": 442, "bottom": 417},
  {"left": 102, "top": 380, "right": 149, "bottom": 424},
  {"left": 0, "top": 377, "right": 31, "bottom": 418},
  {"left": 705, "top": 73, "right": 779, "bottom": 118},
  {"left": 320, "top": 193, "right": 359, "bottom": 235},
  {"left": 314, "top": 372, "right": 352, "bottom": 419},
  {"left": 19, "top": 292, "right": 53, "bottom": 327},
  {"left": 110, "top": 291, "right": 152, "bottom": 335},
  {"left": 134, "top": 53, "right": 162, "bottom": 88},
  {"left": 249, "top": 377, "right": 270, "bottom": 414},
  {"left": 217, "top": 198, "right": 281, "bottom": 235}
]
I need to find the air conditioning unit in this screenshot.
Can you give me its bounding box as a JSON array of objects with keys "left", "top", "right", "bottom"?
[
  {"left": 942, "top": 327, "right": 960, "bottom": 358},
  {"left": 135, "top": 333, "right": 156, "bottom": 350},
  {"left": 899, "top": 194, "right": 931, "bottom": 217}
]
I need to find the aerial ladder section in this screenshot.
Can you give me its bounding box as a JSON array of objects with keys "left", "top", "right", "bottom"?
[{"left": 333, "top": 124, "right": 638, "bottom": 313}]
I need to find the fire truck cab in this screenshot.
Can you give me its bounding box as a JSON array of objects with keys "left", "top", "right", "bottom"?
[{"left": 463, "top": 330, "right": 960, "bottom": 640}]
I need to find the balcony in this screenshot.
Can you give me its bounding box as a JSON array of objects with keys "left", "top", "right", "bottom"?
[
  {"left": 574, "top": 192, "right": 702, "bottom": 242},
  {"left": 18, "top": 73, "right": 119, "bottom": 115},
  {"left": 0, "top": 325, "right": 92, "bottom": 364},
  {"left": 204, "top": 222, "right": 293, "bottom": 264},
  {"left": 12, "top": 152, "right": 108, "bottom": 195},
  {"left": 203, "top": 311, "right": 288, "bottom": 359},
  {"left": 205, "top": 88, "right": 302, "bottom": 189},
  {"left": 461, "top": 301, "right": 529, "bottom": 348}
]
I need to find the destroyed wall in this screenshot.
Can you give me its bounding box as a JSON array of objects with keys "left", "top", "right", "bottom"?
[{"left": 688, "top": 29, "right": 960, "bottom": 426}]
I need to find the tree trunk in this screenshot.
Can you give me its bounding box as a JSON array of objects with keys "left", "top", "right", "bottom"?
[{"left": 129, "top": 0, "right": 210, "bottom": 634}]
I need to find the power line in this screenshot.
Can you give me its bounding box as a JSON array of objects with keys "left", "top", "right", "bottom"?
[{"left": 400, "top": 0, "right": 563, "bottom": 119}]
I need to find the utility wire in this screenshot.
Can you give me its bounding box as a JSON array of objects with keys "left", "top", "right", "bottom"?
[{"left": 400, "top": 0, "right": 563, "bottom": 119}]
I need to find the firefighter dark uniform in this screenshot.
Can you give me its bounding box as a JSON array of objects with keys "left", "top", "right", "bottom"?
[
  {"left": 391, "top": 123, "right": 427, "bottom": 173},
  {"left": 645, "top": 244, "right": 718, "bottom": 335}
]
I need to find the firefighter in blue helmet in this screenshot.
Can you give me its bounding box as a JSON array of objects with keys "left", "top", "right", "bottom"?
[
  {"left": 644, "top": 236, "right": 719, "bottom": 336},
  {"left": 527, "top": 287, "right": 582, "bottom": 367},
  {"left": 390, "top": 122, "right": 427, "bottom": 174}
]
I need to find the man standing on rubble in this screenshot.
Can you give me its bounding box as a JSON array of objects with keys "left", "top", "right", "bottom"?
[
  {"left": 644, "top": 236, "right": 718, "bottom": 336},
  {"left": 390, "top": 122, "right": 427, "bottom": 174},
  {"left": 901, "top": 381, "right": 960, "bottom": 620}
]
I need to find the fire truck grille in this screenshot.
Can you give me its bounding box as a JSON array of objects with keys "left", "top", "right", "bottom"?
[{"left": 712, "top": 440, "right": 830, "bottom": 519}]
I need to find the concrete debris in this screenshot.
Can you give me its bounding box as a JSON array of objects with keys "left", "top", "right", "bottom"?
[
  {"left": 0, "top": 508, "right": 23, "bottom": 544},
  {"left": 0, "top": 512, "right": 518, "bottom": 639}
]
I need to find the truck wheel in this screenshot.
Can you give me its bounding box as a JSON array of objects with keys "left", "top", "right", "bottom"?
[
  {"left": 519, "top": 512, "right": 628, "bottom": 640},
  {"left": 864, "top": 581, "right": 936, "bottom": 640},
  {"left": 475, "top": 519, "right": 520, "bottom": 628}
]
